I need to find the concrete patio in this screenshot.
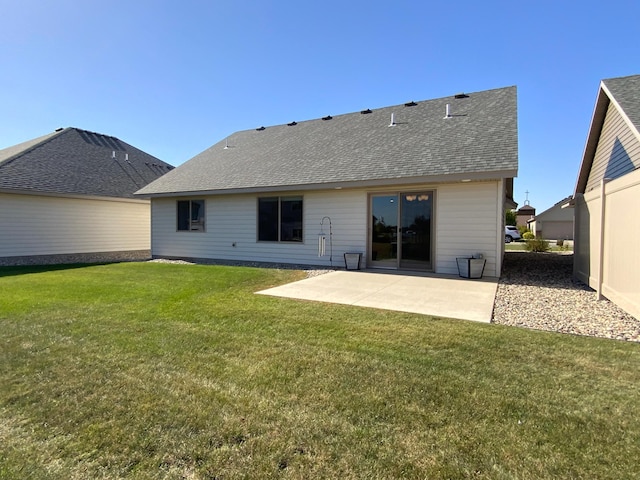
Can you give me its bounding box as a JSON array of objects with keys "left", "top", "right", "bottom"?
[{"left": 257, "top": 269, "right": 499, "bottom": 323}]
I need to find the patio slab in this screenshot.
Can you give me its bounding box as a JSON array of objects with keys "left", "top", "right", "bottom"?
[{"left": 257, "top": 270, "right": 498, "bottom": 322}]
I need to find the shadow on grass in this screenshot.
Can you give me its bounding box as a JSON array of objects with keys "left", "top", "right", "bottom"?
[{"left": 0, "top": 263, "right": 112, "bottom": 278}]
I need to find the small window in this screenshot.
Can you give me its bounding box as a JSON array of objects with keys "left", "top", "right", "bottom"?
[
  {"left": 177, "top": 200, "right": 205, "bottom": 231},
  {"left": 258, "top": 196, "right": 303, "bottom": 242}
]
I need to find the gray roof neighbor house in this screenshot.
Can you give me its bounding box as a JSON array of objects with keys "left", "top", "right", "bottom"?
[
  {"left": 575, "top": 74, "right": 640, "bottom": 194},
  {"left": 0, "top": 127, "right": 174, "bottom": 199},
  {"left": 572, "top": 73, "right": 640, "bottom": 320},
  {"left": 0, "top": 127, "right": 174, "bottom": 266},
  {"left": 137, "top": 86, "right": 518, "bottom": 197}
]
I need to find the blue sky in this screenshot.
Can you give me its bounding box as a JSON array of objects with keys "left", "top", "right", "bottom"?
[{"left": 1, "top": 0, "right": 638, "bottom": 212}]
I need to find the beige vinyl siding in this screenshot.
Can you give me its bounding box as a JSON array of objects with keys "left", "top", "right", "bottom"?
[
  {"left": 150, "top": 190, "right": 368, "bottom": 267},
  {"left": 538, "top": 221, "right": 573, "bottom": 240},
  {"left": 574, "top": 168, "right": 640, "bottom": 319},
  {"left": 435, "top": 181, "right": 501, "bottom": 277},
  {"left": 150, "top": 180, "right": 503, "bottom": 276},
  {"left": 0, "top": 193, "right": 151, "bottom": 257},
  {"left": 585, "top": 101, "right": 640, "bottom": 192}
]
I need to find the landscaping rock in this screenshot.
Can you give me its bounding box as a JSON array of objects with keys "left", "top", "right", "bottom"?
[{"left": 492, "top": 252, "right": 640, "bottom": 342}]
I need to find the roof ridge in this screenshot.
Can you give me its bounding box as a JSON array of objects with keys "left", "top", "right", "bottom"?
[{"left": 238, "top": 85, "right": 516, "bottom": 134}]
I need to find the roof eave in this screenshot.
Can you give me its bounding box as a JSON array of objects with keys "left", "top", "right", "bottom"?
[
  {"left": 0, "top": 187, "right": 150, "bottom": 203},
  {"left": 136, "top": 169, "right": 518, "bottom": 198},
  {"left": 574, "top": 83, "right": 610, "bottom": 196}
]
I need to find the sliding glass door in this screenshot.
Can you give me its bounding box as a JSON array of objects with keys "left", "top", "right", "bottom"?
[{"left": 370, "top": 192, "right": 433, "bottom": 270}]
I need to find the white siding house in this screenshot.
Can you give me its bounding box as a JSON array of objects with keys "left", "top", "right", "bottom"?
[
  {"left": 572, "top": 74, "right": 640, "bottom": 320},
  {"left": 138, "top": 87, "right": 518, "bottom": 278},
  {"left": 0, "top": 128, "right": 173, "bottom": 266}
]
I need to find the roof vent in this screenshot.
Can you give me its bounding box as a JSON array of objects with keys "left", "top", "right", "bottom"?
[
  {"left": 404, "top": 101, "right": 417, "bottom": 107},
  {"left": 388, "top": 113, "right": 396, "bottom": 127},
  {"left": 256, "top": 126, "right": 265, "bottom": 131},
  {"left": 322, "top": 115, "right": 333, "bottom": 121},
  {"left": 287, "top": 121, "right": 297, "bottom": 126},
  {"left": 454, "top": 93, "right": 469, "bottom": 99},
  {"left": 112, "top": 151, "right": 116, "bottom": 159},
  {"left": 55, "top": 127, "right": 64, "bottom": 132},
  {"left": 444, "top": 104, "right": 452, "bottom": 119},
  {"left": 360, "top": 109, "right": 372, "bottom": 114}
]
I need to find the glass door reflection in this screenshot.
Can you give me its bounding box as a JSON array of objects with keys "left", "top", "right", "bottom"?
[{"left": 369, "top": 192, "right": 432, "bottom": 270}]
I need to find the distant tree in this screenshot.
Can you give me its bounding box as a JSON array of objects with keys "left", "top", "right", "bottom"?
[{"left": 505, "top": 210, "right": 517, "bottom": 226}]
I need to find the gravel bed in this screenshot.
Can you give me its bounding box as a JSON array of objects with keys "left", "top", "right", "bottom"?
[{"left": 492, "top": 252, "right": 640, "bottom": 342}]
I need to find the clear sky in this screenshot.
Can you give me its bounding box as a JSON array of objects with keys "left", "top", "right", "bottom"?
[{"left": 1, "top": 0, "right": 638, "bottom": 212}]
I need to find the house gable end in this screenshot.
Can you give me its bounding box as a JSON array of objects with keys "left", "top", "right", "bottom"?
[
  {"left": 584, "top": 100, "right": 640, "bottom": 192},
  {"left": 575, "top": 74, "right": 640, "bottom": 196}
]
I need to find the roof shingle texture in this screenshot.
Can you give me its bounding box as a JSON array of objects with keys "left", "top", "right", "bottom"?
[
  {"left": 0, "top": 128, "right": 173, "bottom": 199},
  {"left": 137, "top": 86, "right": 518, "bottom": 195},
  {"left": 603, "top": 74, "right": 640, "bottom": 133}
]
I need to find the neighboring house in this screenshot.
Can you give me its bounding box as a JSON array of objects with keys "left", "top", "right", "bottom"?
[
  {"left": 528, "top": 196, "right": 574, "bottom": 240},
  {"left": 572, "top": 74, "right": 640, "bottom": 320},
  {"left": 137, "top": 86, "right": 518, "bottom": 277},
  {"left": 0, "top": 127, "right": 174, "bottom": 266}
]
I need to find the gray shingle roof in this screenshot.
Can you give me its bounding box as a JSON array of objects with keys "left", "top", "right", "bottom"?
[
  {"left": 0, "top": 128, "right": 174, "bottom": 199},
  {"left": 603, "top": 74, "right": 640, "bottom": 132},
  {"left": 137, "top": 86, "right": 518, "bottom": 196},
  {"left": 574, "top": 74, "right": 640, "bottom": 195}
]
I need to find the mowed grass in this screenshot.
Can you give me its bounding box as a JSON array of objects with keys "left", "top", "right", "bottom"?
[{"left": 1, "top": 263, "right": 639, "bottom": 479}]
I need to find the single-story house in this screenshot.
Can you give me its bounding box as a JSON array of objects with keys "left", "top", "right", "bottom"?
[
  {"left": 0, "top": 127, "right": 174, "bottom": 266},
  {"left": 136, "top": 86, "right": 518, "bottom": 277},
  {"left": 528, "top": 196, "right": 574, "bottom": 240},
  {"left": 572, "top": 74, "right": 640, "bottom": 319}
]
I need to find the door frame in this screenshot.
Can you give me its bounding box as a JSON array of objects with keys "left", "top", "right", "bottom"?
[{"left": 367, "top": 190, "right": 435, "bottom": 271}]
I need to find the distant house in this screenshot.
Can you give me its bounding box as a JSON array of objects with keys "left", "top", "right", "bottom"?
[
  {"left": 572, "top": 74, "right": 640, "bottom": 319},
  {"left": 137, "top": 86, "right": 518, "bottom": 277},
  {"left": 0, "top": 128, "right": 174, "bottom": 266},
  {"left": 528, "top": 196, "right": 574, "bottom": 240}
]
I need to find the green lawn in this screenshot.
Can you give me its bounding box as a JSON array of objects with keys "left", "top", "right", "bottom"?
[{"left": 1, "top": 263, "right": 639, "bottom": 479}]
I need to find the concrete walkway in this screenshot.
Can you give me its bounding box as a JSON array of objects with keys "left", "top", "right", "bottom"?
[{"left": 257, "top": 270, "right": 499, "bottom": 323}]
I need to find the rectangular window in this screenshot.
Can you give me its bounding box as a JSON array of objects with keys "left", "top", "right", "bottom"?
[
  {"left": 177, "top": 200, "right": 205, "bottom": 231},
  {"left": 258, "top": 196, "right": 303, "bottom": 242}
]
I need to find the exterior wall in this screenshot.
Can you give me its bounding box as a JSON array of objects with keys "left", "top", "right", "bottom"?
[
  {"left": 537, "top": 221, "right": 573, "bottom": 240},
  {"left": 435, "top": 182, "right": 502, "bottom": 277},
  {"left": 574, "top": 168, "right": 640, "bottom": 319},
  {"left": 151, "top": 190, "right": 367, "bottom": 269},
  {"left": 585, "top": 101, "right": 640, "bottom": 193},
  {"left": 150, "top": 180, "right": 503, "bottom": 277},
  {"left": 0, "top": 193, "right": 152, "bottom": 262}
]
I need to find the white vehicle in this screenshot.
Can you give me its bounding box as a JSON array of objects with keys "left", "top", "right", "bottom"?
[{"left": 505, "top": 225, "right": 521, "bottom": 243}]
